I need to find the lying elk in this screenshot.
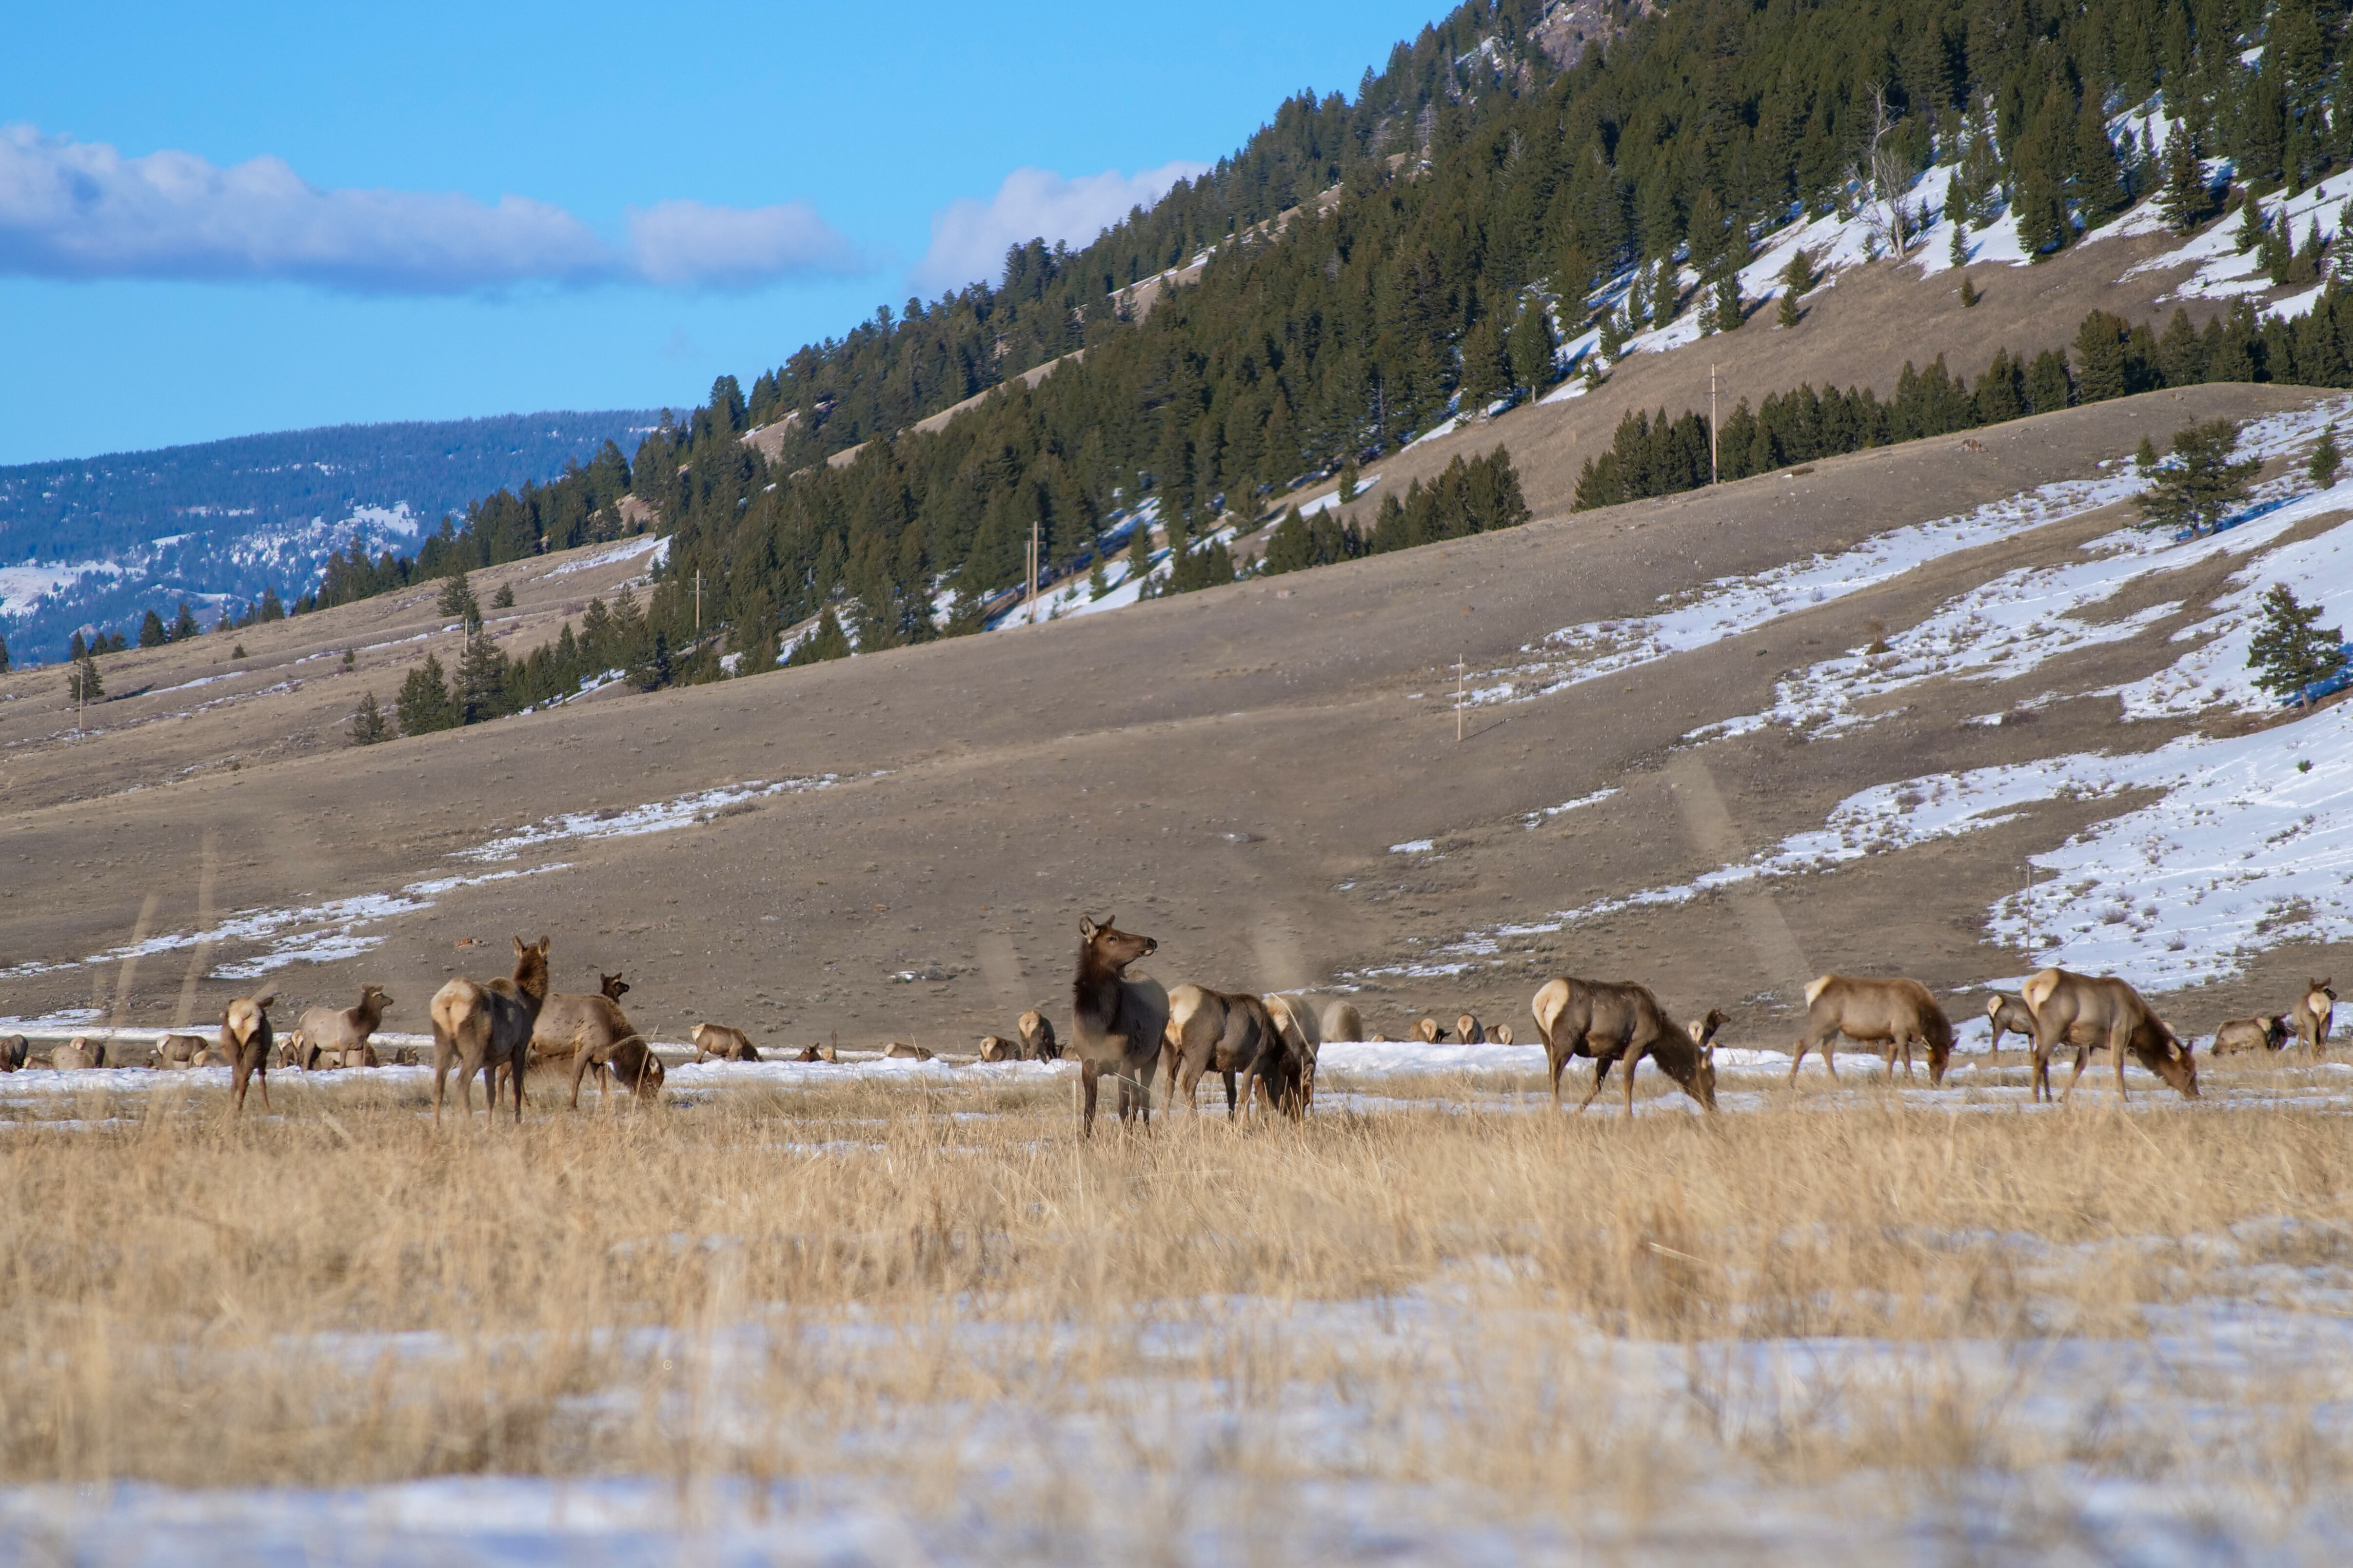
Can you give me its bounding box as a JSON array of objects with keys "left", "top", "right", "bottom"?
[
  {"left": 691, "top": 1023, "right": 760, "bottom": 1063},
  {"left": 1071, "top": 915, "right": 1169, "bottom": 1136},
  {"left": 1167, "top": 985, "right": 1303, "bottom": 1119},
  {"left": 1986, "top": 993, "right": 2037, "bottom": 1054},
  {"left": 219, "top": 993, "right": 277, "bottom": 1114},
  {"left": 795, "top": 1042, "right": 839, "bottom": 1063},
  {"left": 1490, "top": 1023, "right": 1514, "bottom": 1046},
  {"left": 1413, "top": 1015, "right": 1448, "bottom": 1044},
  {"left": 0, "top": 1034, "right": 27, "bottom": 1072},
  {"left": 1018, "top": 1008, "right": 1060, "bottom": 1061},
  {"left": 1322, "top": 1000, "right": 1365, "bottom": 1043},
  {"left": 430, "top": 937, "right": 550, "bottom": 1123},
  {"left": 291, "top": 984, "right": 393, "bottom": 1072},
  {"left": 1531, "top": 977, "right": 1721, "bottom": 1116},
  {"left": 2020, "top": 967, "right": 2198, "bottom": 1103},
  {"left": 154, "top": 1033, "right": 209, "bottom": 1069},
  {"left": 2295, "top": 978, "right": 2336, "bottom": 1054},
  {"left": 977, "top": 1034, "right": 1020, "bottom": 1062},
  {"left": 1455, "top": 1013, "right": 1485, "bottom": 1045},
  {"left": 1790, "top": 975, "right": 1954, "bottom": 1086},
  {"left": 2211, "top": 1015, "right": 2290, "bottom": 1055},
  {"left": 51, "top": 1037, "right": 104, "bottom": 1071}
]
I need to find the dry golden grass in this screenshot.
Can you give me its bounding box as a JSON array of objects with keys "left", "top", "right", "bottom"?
[{"left": 2, "top": 1060, "right": 2349, "bottom": 1543}]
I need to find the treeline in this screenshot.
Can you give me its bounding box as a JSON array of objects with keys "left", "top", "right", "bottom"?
[
  {"left": 375, "top": 579, "right": 678, "bottom": 740},
  {"left": 1577, "top": 288, "right": 2353, "bottom": 508},
  {"left": 311, "top": 0, "right": 2353, "bottom": 680},
  {"left": 1261, "top": 448, "right": 1531, "bottom": 571}
]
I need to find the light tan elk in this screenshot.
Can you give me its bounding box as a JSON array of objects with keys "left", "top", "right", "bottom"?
[
  {"left": 551, "top": 986, "right": 661, "bottom": 1108},
  {"left": 2211, "top": 1015, "right": 2290, "bottom": 1055},
  {"left": 153, "top": 1033, "right": 208, "bottom": 1069},
  {"left": 516, "top": 970, "right": 633, "bottom": 1090},
  {"left": 1167, "top": 984, "right": 1304, "bottom": 1119},
  {"left": 691, "top": 1023, "right": 760, "bottom": 1063},
  {"left": 1321, "top": 1000, "right": 1365, "bottom": 1043},
  {"left": 1490, "top": 1023, "right": 1514, "bottom": 1045},
  {"left": 1070, "top": 915, "right": 1169, "bottom": 1136},
  {"left": 1412, "top": 1015, "right": 1447, "bottom": 1044},
  {"left": 0, "top": 1034, "right": 27, "bottom": 1072},
  {"left": 1018, "top": 1008, "right": 1060, "bottom": 1060},
  {"left": 2019, "top": 967, "right": 2198, "bottom": 1103},
  {"left": 579, "top": 1035, "right": 665, "bottom": 1104},
  {"left": 291, "top": 984, "right": 393, "bottom": 1072},
  {"left": 219, "top": 993, "right": 277, "bottom": 1113},
  {"left": 1455, "top": 1013, "right": 1485, "bottom": 1045},
  {"left": 2294, "top": 978, "right": 2336, "bottom": 1054},
  {"left": 430, "top": 937, "right": 550, "bottom": 1123},
  {"left": 977, "top": 1034, "right": 1020, "bottom": 1061},
  {"left": 1531, "top": 978, "right": 1721, "bottom": 1116},
  {"left": 882, "top": 1042, "right": 934, "bottom": 1060},
  {"left": 1790, "top": 975, "right": 1955, "bottom": 1085},
  {"left": 1986, "top": 993, "right": 2037, "bottom": 1054},
  {"left": 51, "top": 1037, "right": 104, "bottom": 1071}
]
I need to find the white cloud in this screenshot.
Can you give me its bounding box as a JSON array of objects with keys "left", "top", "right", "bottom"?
[
  {"left": 0, "top": 124, "right": 864, "bottom": 294},
  {"left": 914, "top": 161, "right": 1209, "bottom": 293},
  {"left": 625, "top": 198, "right": 862, "bottom": 289}
]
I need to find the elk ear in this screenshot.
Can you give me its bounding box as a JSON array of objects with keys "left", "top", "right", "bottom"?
[
  {"left": 253, "top": 992, "right": 276, "bottom": 1010},
  {"left": 514, "top": 935, "right": 528, "bottom": 956},
  {"left": 1078, "top": 916, "right": 1099, "bottom": 939}
]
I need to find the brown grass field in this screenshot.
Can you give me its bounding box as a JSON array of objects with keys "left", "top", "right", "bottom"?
[{"left": 3, "top": 1057, "right": 2350, "bottom": 1559}]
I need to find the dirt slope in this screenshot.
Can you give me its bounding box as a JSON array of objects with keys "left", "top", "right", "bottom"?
[{"left": 5, "top": 384, "right": 2344, "bottom": 1061}]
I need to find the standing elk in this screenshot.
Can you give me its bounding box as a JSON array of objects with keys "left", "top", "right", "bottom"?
[
  {"left": 291, "top": 984, "right": 393, "bottom": 1072},
  {"left": 1490, "top": 1023, "right": 1514, "bottom": 1046},
  {"left": 1789, "top": 975, "right": 1955, "bottom": 1086},
  {"left": 1264, "top": 994, "right": 1327, "bottom": 1110},
  {"left": 430, "top": 936, "right": 550, "bottom": 1123},
  {"left": 691, "top": 1023, "right": 760, "bottom": 1063},
  {"left": 0, "top": 1035, "right": 27, "bottom": 1072},
  {"left": 1986, "top": 993, "right": 2037, "bottom": 1054},
  {"left": 1018, "top": 1008, "right": 1060, "bottom": 1061},
  {"left": 2210, "top": 1015, "right": 2291, "bottom": 1055},
  {"left": 2019, "top": 967, "right": 2198, "bottom": 1103},
  {"left": 1455, "top": 1013, "right": 1485, "bottom": 1045},
  {"left": 219, "top": 993, "right": 277, "bottom": 1114},
  {"left": 1531, "top": 978, "right": 1721, "bottom": 1115},
  {"left": 1167, "top": 984, "right": 1303, "bottom": 1119},
  {"left": 1412, "top": 1015, "right": 1448, "bottom": 1044},
  {"left": 1070, "top": 915, "right": 1169, "bottom": 1137},
  {"left": 2294, "top": 979, "right": 2336, "bottom": 1054},
  {"left": 514, "top": 971, "right": 633, "bottom": 1094}
]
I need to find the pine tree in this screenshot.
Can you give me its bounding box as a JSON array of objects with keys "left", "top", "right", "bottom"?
[
  {"left": 349, "top": 690, "right": 389, "bottom": 745},
  {"left": 456, "top": 629, "right": 511, "bottom": 724},
  {"left": 1959, "top": 274, "right": 1980, "bottom": 307},
  {"left": 1507, "top": 296, "right": 1556, "bottom": 395},
  {"left": 2236, "top": 193, "right": 2266, "bottom": 255},
  {"left": 138, "top": 609, "right": 168, "bottom": 648},
  {"left": 1088, "top": 553, "right": 1111, "bottom": 600},
  {"left": 492, "top": 581, "right": 516, "bottom": 609},
  {"left": 1776, "top": 288, "right": 1802, "bottom": 328},
  {"left": 1711, "top": 276, "right": 1744, "bottom": 332},
  {"left": 2311, "top": 425, "right": 2342, "bottom": 487},
  {"left": 170, "top": 601, "right": 198, "bottom": 641},
  {"left": 2140, "top": 419, "right": 2262, "bottom": 535},
  {"left": 67, "top": 646, "right": 104, "bottom": 705},
  {"left": 438, "top": 570, "right": 481, "bottom": 629},
  {"left": 1598, "top": 304, "right": 1628, "bottom": 358},
  {"left": 0, "top": 631, "right": 10, "bottom": 674},
  {"left": 68, "top": 631, "right": 85, "bottom": 661},
  {"left": 396, "top": 654, "right": 459, "bottom": 735},
  {"left": 1948, "top": 220, "right": 1968, "bottom": 269},
  {"left": 1457, "top": 315, "right": 1508, "bottom": 413},
  {"left": 257, "top": 587, "right": 284, "bottom": 623},
  {"left": 795, "top": 606, "right": 852, "bottom": 664},
  {"left": 1337, "top": 458, "right": 1360, "bottom": 503},
  {"left": 2246, "top": 583, "right": 2347, "bottom": 705},
  {"left": 628, "top": 632, "right": 673, "bottom": 692},
  {"left": 2135, "top": 434, "right": 2160, "bottom": 471},
  {"left": 2158, "top": 122, "right": 2206, "bottom": 233}
]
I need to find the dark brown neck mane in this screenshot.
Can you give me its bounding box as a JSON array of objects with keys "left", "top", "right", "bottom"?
[{"left": 1074, "top": 943, "right": 1127, "bottom": 1034}]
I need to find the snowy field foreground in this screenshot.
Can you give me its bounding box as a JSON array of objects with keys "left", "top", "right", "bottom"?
[{"left": 3, "top": 1058, "right": 2352, "bottom": 1564}]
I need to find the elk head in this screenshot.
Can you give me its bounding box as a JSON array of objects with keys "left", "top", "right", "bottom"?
[
  {"left": 1078, "top": 915, "right": 1155, "bottom": 968},
  {"left": 1685, "top": 1010, "right": 1727, "bottom": 1111},
  {"left": 601, "top": 972, "right": 630, "bottom": 1000},
  {"left": 361, "top": 983, "right": 393, "bottom": 1012},
  {"left": 2150, "top": 1029, "right": 2199, "bottom": 1098}
]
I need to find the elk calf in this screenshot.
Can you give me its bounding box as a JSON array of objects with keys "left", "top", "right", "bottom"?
[
  {"left": 691, "top": 1023, "right": 760, "bottom": 1063},
  {"left": 219, "top": 994, "right": 277, "bottom": 1113},
  {"left": 1791, "top": 975, "right": 1955, "bottom": 1086},
  {"left": 2211, "top": 1015, "right": 2290, "bottom": 1055}
]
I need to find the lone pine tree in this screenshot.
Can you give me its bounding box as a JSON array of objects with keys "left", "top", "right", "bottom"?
[
  {"left": 2140, "top": 419, "right": 2261, "bottom": 535},
  {"left": 2247, "top": 583, "right": 2346, "bottom": 706}
]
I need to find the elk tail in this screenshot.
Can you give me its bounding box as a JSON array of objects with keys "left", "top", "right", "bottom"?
[{"left": 1802, "top": 975, "right": 1833, "bottom": 1007}]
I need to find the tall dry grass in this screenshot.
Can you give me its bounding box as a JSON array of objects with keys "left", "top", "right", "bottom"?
[{"left": 1, "top": 1061, "right": 2348, "bottom": 1534}]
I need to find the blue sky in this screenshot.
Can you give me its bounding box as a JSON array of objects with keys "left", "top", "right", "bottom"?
[{"left": 0, "top": 0, "right": 1440, "bottom": 466}]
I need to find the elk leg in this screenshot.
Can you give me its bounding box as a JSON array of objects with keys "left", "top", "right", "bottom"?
[
  {"left": 255, "top": 1064, "right": 271, "bottom": 1113},
  {"left": 1548, "top": 1045, "right": 1569, "bottom": 1108},
  {"left": 1078, "top": 1059, "right": 1100, "bottom": 1137},
  {"left": 432, "top": 1049, "right": 450, "bottom": 1123},
  {"left": 1222, "top": 1069, "right": 1239, "bottom": 1120},
  {"left": 569, "top": 1048, "right": 592, "bottom": 1111},
  {"left": 1623, "top": 1048, "right": 1643, "bottom": 1118},
  {"left": 1575, "top": 1057, "right": 1612, "bottom": 1113},
  {"left": 2111, "top": 1023, "right": 2132, "bottom": 1104},
  {"left": 2060, "top": 1047, "right": 2093, "bottom": 1105}
]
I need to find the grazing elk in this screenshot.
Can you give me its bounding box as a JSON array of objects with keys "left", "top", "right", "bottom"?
[
  {"left": 1455, "top": 1013, "right": 1485, "bottom": 1045},
  {"left": 430, "top": 936, "right": 551, "bottom": 1123},
  {"left": 2294, "top": 979, "right": 2336, "bottom": 1054},
  {"left": 51, "top": 1037, "right": 104, "bottom": 1071},
  {"left": 1491, "top": 1023, "right": 1514, "bottom": 1046},
  {"left": 2019, "top": 967, "right": 2198, "bottom": 1103},
  {"left": 1986, "top": 993, "right": 2037, "bottom": 1055},
  {"left": 1790, "top": 975, "right": 1955, "bottom": 1086},
  {"left": 1412, "top": 1015, "right": 1447, "bottom": 1044},
  {"left": 1017, "top": 1008, "right": 1060, "bottom": 1061},
  {"left": 2211, "top": 1015, "right": 2291, "bottom": 1055},
  {"left": 977, "top": 1034, "right": 1020, "bottom": 1062},
  {"left": 512, "top": 970, "right": 637, "bottom": 1095},
  {"left": 691, "top": 1023, "right": 760, "bottom": 1063},
  {"left": 219, "top": 993, "right": 277, "bottom": 1114},
  {"left": 580, "top": 1036, "right": 665, "bottom": 1103},
  {"left": 0, "top": 1034, "right": 27, "bottom": 1072},
  {"left": 1531, "top": 978, "right": 1721, "bottom": 1116},
  {"left": 291, "top": 985, "right": 392, "bottom": 1073},
  {"left": 1264, "top": 994, "right": 1328, "bottom": 1110},
  {"left": 1321, "top": 1000, "right": 1365, "bottom": 1043},
  {"left": 1167, "top": 984, "right": 1303, "bottom": 1119},
  {"left": 1070, "top": 915, "right": 1170, "bottom": 1136}
]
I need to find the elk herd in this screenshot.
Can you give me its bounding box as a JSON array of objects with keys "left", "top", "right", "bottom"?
[{"left": 0, "top": 908, "right": 2337, "bottom": 1137}]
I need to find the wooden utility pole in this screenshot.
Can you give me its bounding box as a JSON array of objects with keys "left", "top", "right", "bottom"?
[
  {"left": 1455, "top": 654, "right": 1467, "bottom": 742},
  {"left": 1709, "top": 363, "right": 1722, "bottom": 484},
  {"left": 694, "top": 569, "right": 703, "bottom": 633},
  {"left": 1028, "top": 521, "right": 1041, "bottom": 625}
]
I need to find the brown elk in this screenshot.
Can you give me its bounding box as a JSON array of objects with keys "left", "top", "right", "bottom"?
[
  {"left": 2211, "top": 1015, "right": 2291, "bottom": 1055},
  {"left": 977, "top": 1034, "right": 1020, "bottom": 1062},
  {"left": 153, "top": 1032, "right": 208, "bottom": 1069},
  {"left": 291, "top": 984, "right": 392, "bottom": 1073},
  {"left": 881, "top": 1041, "right": 935, "bottom": 1060},
  {"left": 515, "top": 970, "right": 635, "bottom": 1092},
  {"left": 1790, "top": 975, "right": 1955, "bottom": 1086},
  {"left": 1986, "top": 993, "right": 2037, "bottom": 1054},
  {"left": 51, "top": 1037, "right": 104, "bottom": 1070},
  {"left": 1412, "top": 1015, "right": 1448, "bottom": 1044},
  {"left": 1263, "top": 994, "right": 1326, "bottom": 1110},
  {"left": 691, "top": 1023, "right": 760, "bottom": 1063},
  {"left": 0, "top": 1035, "right": 27, "bottom": 1072},
  {"left": 1166, "top": 984, "right": 1304, "bottom": 1119},
  {"left": 577, "top": 1035, "right": 664, "bottom": 1103},
  {"left": 2019, "top": 967, "right": 2198, "bottom": 1102},
  {"left": 793, "top": 1042, "right": 839, "bottom": 1063},
  {"left": 1017, "top": 1008, "right": 1060, "bottom": 1061},
  {"left": 1321, "top": 1000, "right": 1365, "bottom": 1043},
  {"left": 1070, "top": 915, "right": 1169, "bottom": 1136},
  {"left": 1455, "top": 1013, "right": 1485, "bottom": 1045},
  {"left": 1531, "top": 978, "right": 1721, "bottom": 1115},
  {"left": 430, "top": 936, "right": 550, "bottom": 1123},
  {"left": 1491, "top": 1023, "right": 1514, "bottom": 1045},
  {"left": 219, "top": 993, "right": 277, "bottom": 1113},
  {"left": 2294, "top": 979, "right": 2336, "bottom": 1054}
]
